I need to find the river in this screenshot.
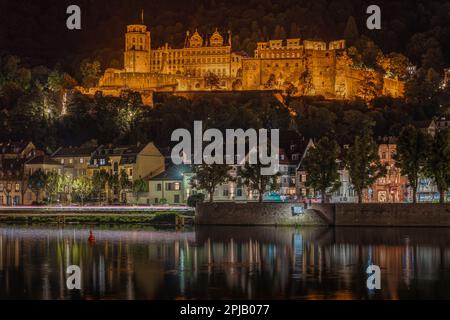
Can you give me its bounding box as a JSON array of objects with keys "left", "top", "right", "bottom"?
[{"left": 1, "top": 224, "right": 449, "bottom": 299}]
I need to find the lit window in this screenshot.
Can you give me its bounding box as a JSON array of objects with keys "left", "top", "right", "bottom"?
[
  {"left": 15, "top": 184, "right": 20, "bottom": 192},
  {"left": 174, "top": 182, "right": 180, "bottom": 190}
]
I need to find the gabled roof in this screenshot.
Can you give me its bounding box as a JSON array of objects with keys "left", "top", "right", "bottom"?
[
  {"left": 52, "top": 146, "right": 99, "bottom": 157},
  {"left": 413, "top": 120, "right": 435, "bottom": 129},
  {"left": 0, "top": 141, "right": 34, "bottom": 155},
  {"left": 149, "top": 164, "right": 191, "bottom": 181},
  {"left": 25, "top": 155, "right": 61, "bottom": 166}
]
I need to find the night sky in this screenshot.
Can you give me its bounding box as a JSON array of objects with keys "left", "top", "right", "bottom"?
[{"left": 0, "top": 0, "right": 448, "bottom": 74}]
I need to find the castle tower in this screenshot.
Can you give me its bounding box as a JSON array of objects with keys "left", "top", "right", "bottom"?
[{"left": 124, "top": 23, "right": 151, "bottom": 73}]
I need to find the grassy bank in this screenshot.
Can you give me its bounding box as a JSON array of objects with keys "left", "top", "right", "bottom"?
[{"left": 0, "top": 211, "right": 194, "bottom": 225}]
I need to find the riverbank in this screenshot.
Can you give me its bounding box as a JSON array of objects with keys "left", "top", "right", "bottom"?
[
  {"left": 196, "top": 202, "right": 450, "bottom": 227},
  {"left": 0, "top": 210, "right": 194, "bottom": 225}
]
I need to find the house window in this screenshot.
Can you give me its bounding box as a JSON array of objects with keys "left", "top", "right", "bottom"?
[
  {"left": 223, "top": 188, "right": 229, "bottom": 197},
  {"left": 80, "top": 158, "right": 84, "bottom": 164},
  {"left": 69, "top": 159, "right": 73, "bottom": 164},
  {"left": 174, "top": 182, "right": 180, "bottom": 190},
  {"left": 174, "top": 195, "right": 180, "bottom": 203},
  {"left": 15, "top": 184, "right": 20, "bottom": 192},
  {"left": 99, "top": 159, "right": 106, "bottom": 166},
  {"left": 61, "top": 159, "right": 64, "bottom": 164},
  {"left": 157, "top": 183, "right": 162, "bottom": 191},
  {"left": 237, "top": 189, "right": 242, "bottom": 197}
]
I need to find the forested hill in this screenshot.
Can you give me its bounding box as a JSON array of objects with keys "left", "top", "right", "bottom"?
[{"left": 0, "top": 0, "right": 448, "bottom": 74}]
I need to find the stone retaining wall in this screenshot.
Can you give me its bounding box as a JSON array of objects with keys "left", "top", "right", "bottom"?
[
  {"left": 196, "top": 202, "right": 450, "bottom": 227},
  {"left": 195, "top": 202, "right": 329, "bottom": 226}
]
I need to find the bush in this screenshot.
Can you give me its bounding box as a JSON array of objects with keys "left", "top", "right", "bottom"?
[{"left": 187, "top": 193, "right": 205, "bottom": 208}]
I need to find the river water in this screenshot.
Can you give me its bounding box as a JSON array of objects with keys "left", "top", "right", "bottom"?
[{"left": 0, "top": 224, "right": 449, "bottom": 300}]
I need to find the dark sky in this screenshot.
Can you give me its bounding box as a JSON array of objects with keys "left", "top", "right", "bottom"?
[{"left": 0, "top": 0, "right": 448, "bottom": 73}]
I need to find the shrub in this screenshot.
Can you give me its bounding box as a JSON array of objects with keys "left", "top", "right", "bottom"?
[{"left": 187, "top": 193, "right": 205, "bottom": 208}]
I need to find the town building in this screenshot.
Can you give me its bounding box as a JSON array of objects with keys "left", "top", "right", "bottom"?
[
  {"left": 0, "top": 142, "right": 37, "bottom": 205},
  {"left": 52, "top": 145, "right": 99, "bottom": 178},
  {"left": 414, "top": 120, "right": 437, "bottom": 137},
  {"left": 147, "top": 164, "right": 190, "bottom": 205},
  {"left": 436, "top": 116, "right": 450, "bottom": 132},
  {"left": 367, "top": 138, "right": 409, "bottom": 203}
]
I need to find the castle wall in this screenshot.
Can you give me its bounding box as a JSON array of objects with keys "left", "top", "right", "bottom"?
[
  {"left": 99, "top": 70, "right": 179, "bottom": 90},
  {"left": 93, "top": 24, "right": 406, "bottom": 101},
  {"left": 382, "top": 77, "right": 405, "bottom": 98}
]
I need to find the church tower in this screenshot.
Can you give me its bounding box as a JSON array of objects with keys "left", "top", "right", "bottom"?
[{"left": 124, "top": 19, "right": 151, "bottom": 73}]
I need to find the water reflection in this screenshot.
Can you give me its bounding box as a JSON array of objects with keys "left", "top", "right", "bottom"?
[{"left": 1, "top": 224, "right": 450, "bottom": 299}]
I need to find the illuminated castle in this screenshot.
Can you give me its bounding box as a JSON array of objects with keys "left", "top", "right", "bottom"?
[{"left": 90, "top": 20, "right": 404, "bottom": 102}]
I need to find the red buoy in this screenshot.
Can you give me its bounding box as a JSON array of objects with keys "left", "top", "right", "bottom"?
[{"left": 88, "top": 230, "right": 96, "bottom": 243}]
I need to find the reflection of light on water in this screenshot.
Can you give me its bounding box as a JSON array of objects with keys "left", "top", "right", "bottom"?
[
  {"left": 403, "top": 237, "right": 411, "bottom": 288},
  {"left": 292, "top": 233, "right": 303, "bottom": 278},
  {"left": 180, "top": 246, "right": 185, "bottom": 295},
  {"left": 2, "top": 226, "right": 450, "bottom": 299}
]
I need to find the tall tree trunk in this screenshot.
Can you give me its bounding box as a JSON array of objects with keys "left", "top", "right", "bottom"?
[
  {"left": 321, "top": 188, "right": 326, "bottom": 203},
  {"left": 357, "top": 192, "right": 362, "bottom": 204},
  {"left": 209, "top": 191, "right": 214, "bottom": 203},
  {"left": 439, "top": 188, "right": 445, "bottom": 204},
  {"left": 259, "top": 191, "right": 263, "bottom": 203},
  {"left": 412, "top": 187, "right": 417, "bottom": 204}
]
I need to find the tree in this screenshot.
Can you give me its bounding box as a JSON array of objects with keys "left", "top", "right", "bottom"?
[
  {"left": 346, "top": 132, "right": 386, "bottom": 203},
  {"left": 45, "top": 171, "right": 63, "bottom": 204},
  {"left": 92, "top": 169, "right": 109, "bottom": 202},
  {"left": 132, "top": 178, "right": 149, "bottom": 204},
  {"left": 107, "top": 172, "right": 119, "bottom": 202},
  {"left": 357, "top": 71, "right": 380, "bottom": 101},
  {"left": 80, "top": 59, "right": 101, "bottom": 87},
  {"left": 395, "top": 125, "right": 431, "bottom": 203},
  {"left": 377, "top": 52, "right": 411, "bottom": 79},
  {"left": 240, "top": 163, "right": 280, "bottom": 202},
  {"left": 72, "top": 176, "right": 93, "bottom": 206},
  {"left": 28, "top": 170, "right": 47, "bottom": 203},
  {"left": 302, "top": 137, "right": 341, "bottom": 203},
  {"left": 191, "top": 164, "right": 233, "bottom": 203},
  {"left": 119, "top": 170, "right": 132, "bottom": 202},
  {"left": 425, "top": 129, "right": 450, "bottom": 203},
  {"left": 187, "top": 193, "right": 205, "bottom": 207},
  {"left": 204, "top": 71, "right": 220, "bottom": 90}
]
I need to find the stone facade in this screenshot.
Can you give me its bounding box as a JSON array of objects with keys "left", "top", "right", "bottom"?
[
  {"left": 89, "top": 23, "right": 405, "bottom": 103},
  {"left": 196, "top": 202, "right": 329, "bottom": 226}
]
